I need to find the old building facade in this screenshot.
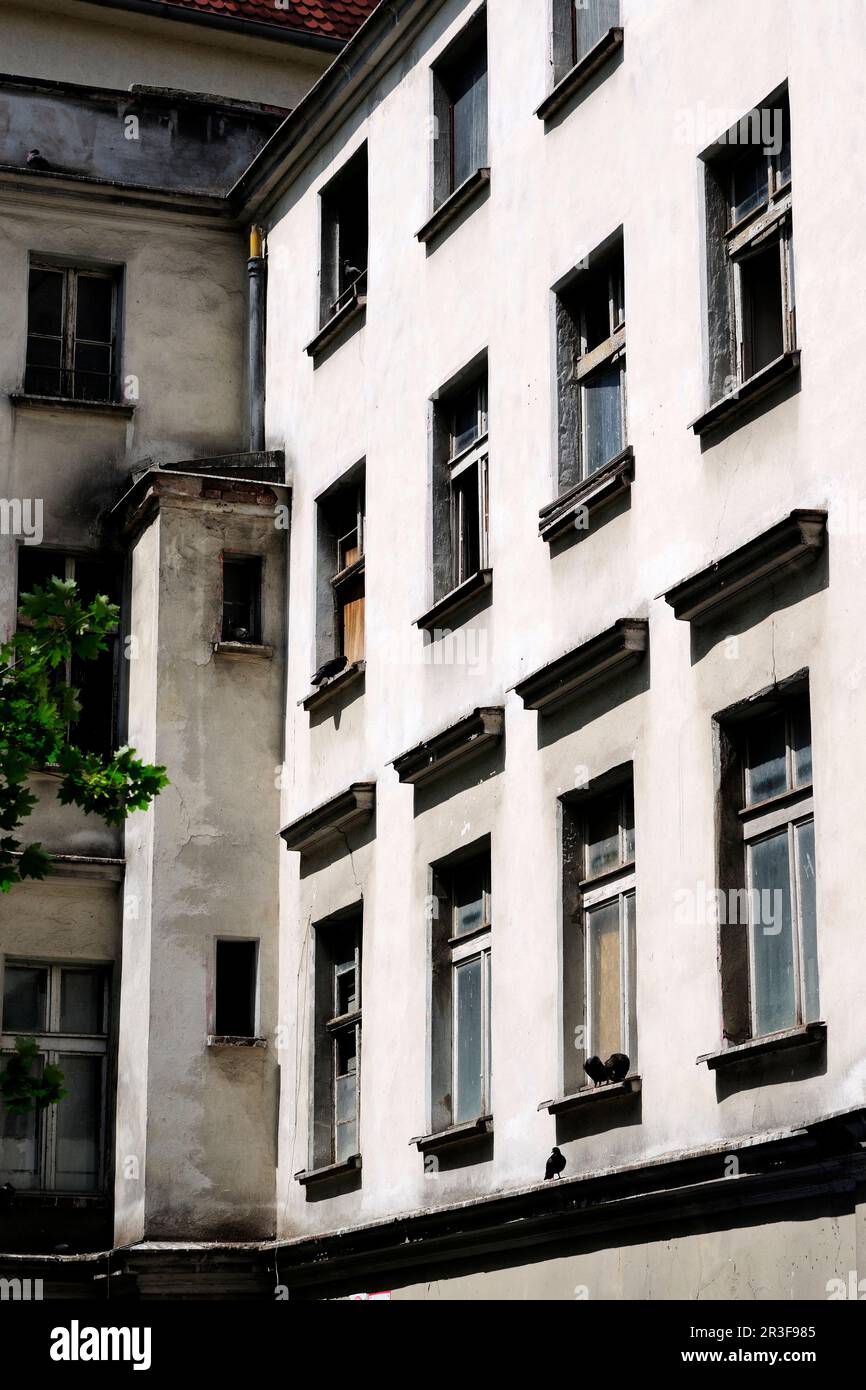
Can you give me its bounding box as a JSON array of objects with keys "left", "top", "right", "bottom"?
[{"left": 3, "top": 0, "right": 866, "bottom": 1300}]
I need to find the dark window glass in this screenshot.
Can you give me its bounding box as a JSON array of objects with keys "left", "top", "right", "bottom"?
[
  {"left": 450, "top": 44, "right": 487, "bottom": 189},
  {"left": 214, "top": 941, "right": 257, "bottom": 1037},
  {"left": 574, "top": 0, "right": 620, "bottom": 64},
  {"left": 2, "top": 966, "right": 48, "bottom": 1032},
  {"left": 740, "top": 242, "right": 784, "bottom": 376},
  {"left": 222, "top": 557, "right": 261, "bottom": 643},
  {"left": 731, "top": 148, "right": 768, "bottom": 224}
]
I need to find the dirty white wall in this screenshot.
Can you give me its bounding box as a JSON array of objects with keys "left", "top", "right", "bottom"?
[{"left": 264, "top": 0, "right": 866, "bottom": 1269}]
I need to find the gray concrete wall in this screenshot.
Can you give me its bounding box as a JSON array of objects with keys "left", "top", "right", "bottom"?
[{"left": 263, "top": 0, "right": 866, "bottom": 1254}]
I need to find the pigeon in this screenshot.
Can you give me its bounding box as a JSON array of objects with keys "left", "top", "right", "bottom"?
[
  {"left": 605, "top": 1052, "right": 630, "bottom": 1083},
  {"left": 545, "top": 1146, "right": 566, "bottom": 1181},
  {"left": 583, "top": 1054, "right": 609, "bottom": 1085},
  {"left": 343, "top": 259, "right": 364, "bottom": 284},
  {"left": 27, "top": 149, "right": 52, "bottom": 171},
  {"left": 311, "top": 654, "right": 348, "bottom": 686}
]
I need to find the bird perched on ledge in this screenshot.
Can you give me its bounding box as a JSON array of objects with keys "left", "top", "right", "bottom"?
[
  {"left": 311, "top": 654, "right": 348, "bottom": 687},
  {"left": 26, "top": 148, "right": 52, "bottom": 171},
  {"left": 545, "top": 1146, "right": 566, "bottom": 1181},
  {"left": 583, "top": 1052, "right": 631, "bottom": 1086}
]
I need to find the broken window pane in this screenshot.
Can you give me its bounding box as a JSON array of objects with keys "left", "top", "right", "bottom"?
[{"left": 214, "top": 940, "right": 257, "bottom": 1036}]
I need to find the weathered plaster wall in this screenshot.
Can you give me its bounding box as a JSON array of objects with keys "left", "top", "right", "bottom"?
[
  {"left": 123, "top": 489, "right": 287, "bottom": 1239},
  {"left": 0, "top": 0, "right": 330, "bottom": 110},
  {"left": 264, "top": 0, "right": 866, "bottom": 1258}
]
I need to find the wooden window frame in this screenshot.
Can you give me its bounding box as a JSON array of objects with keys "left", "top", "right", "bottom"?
[
  {"left": 573, "top": 256, "right": 626, "bottom": 480},
  {"left": 448, "top": 380, "right": 489, "bottom": 589},
  {"left": 330, "top": 483, "right": 365, "bottom": 664},
  {"left": 325, "top": 926, "right": 362, "bottom": 1166},
  {"left": 578, "top": 786, "right": 636, "bottom": 1064},
  {"left": 447, "top": 859, "right": 492, "bottom": 1124},
  {"left": 26, "top": 261, "right": 120, "bottom": 403}
]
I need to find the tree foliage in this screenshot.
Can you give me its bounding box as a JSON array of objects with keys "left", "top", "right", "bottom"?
[{"left": 0, "top": 576, "right": 168, "bottom": 892}]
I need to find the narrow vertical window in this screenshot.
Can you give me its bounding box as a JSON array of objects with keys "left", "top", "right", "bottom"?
[
  {"left": 221, "top": 555, "right": 262, "bottom": 644},
  {"left": 580, "top": 784, "right": 636, "bottom": 1066},
  {"left": 319, "top": 145, "right": 368, "bottom": 327},
  {"left": 430, "top": 847, "right": 492, "bottom": 1132},
  {"left": 213, "top": 940, "right": 259, "bottom": 1038},
  {"left": 314, "top": 467, "right": 365, "bottom": 686},
  {"left": 572, "top": 0, "right": 620, "bottom": 66},
  {"left": 432, "top": 13, "right": 488, "bottom": 207},
  {"left": 310, "top": 911, "right": 362, "bottom": 1173},
  {"left": 441, "top": 370, "right": 489, "bottom": 593},
  {"left": 574, "top": 242, "right": 625, "bottom": 478}
]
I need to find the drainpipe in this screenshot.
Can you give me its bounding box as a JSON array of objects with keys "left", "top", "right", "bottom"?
[{"left": 247, "top": 225, "right": 266, "bottom": 453}]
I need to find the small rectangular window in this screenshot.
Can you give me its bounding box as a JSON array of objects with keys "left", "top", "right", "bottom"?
[
  {"left": 221, "top": 555, "right": 262, "bottom": 644},
  {"left": 433, "top": 14, "right": 488, "bottom": 206},
  {"left": 214, "top": 940, "right": 258, "bottom": 1038},
  {"left": 319, "top": 146, "right": 368, "bottom": 327},
  {"left": 25, "top": 262, "right": 120, "bottom": 402}
]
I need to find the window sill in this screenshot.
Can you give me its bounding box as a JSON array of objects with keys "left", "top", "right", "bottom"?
[
  {"left": 411, "top": 1115, "right": 493, "bottom": 1155},
  {"left": 212, "top": 641, "right": 274, "bottom": 660},
  {"left": 10, "top": 392, "right": 135, "bottom": 419},
  {"left": 690, "top": 350, "right": 800, "bottom": 437},
  {"left": 294, "top": 1154, "right": 361, "bottom": 1187},
  {"left": 415, "top": 568, "right": 492, "bottom": 633},
  {"left": 392, "top": 706, "right": 504, "bottom": 787},
  {"left": 300, "top": 660, "right": 365, "bottom": 712},
  {"left": 535, "top": 27, "right": 624, "bottom": 122},
  {"left": 538, "top": 1075, "right": 641, "bottom": 1116},
  {"left": 5, "top": 1191, "right": 108, "bottom": 1208},
  {"left": 206, "top": 1035, "right": 268, "bottom": 1049},
  {"left": 305, "top": 295, "right": 366, "bottom": 360},
  {"left": 416, "top": 167, "right": 491, "bottom": 247},
  {"left": 697, "top": 1021, "right": 826, "bottom": 1071},
  {"left": 539, "top": 446, "right": 634, "bottom": 543},
  {"left": 514, "top": 616, "right": 648, "bottom": 716}
]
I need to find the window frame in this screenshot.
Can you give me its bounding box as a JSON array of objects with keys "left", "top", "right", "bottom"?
[
  {"left": 220, "top": 553, "right": 263, "bottom": 645},
  {"left": 739, "top": 704, "right": 817, "bottom": 1037},
  {"left": 330, "top": 483, "right": 366, "bottom": 665},
  {"left": 318, "top": 145, "right": 369, "bottom": 329},
  {"left": 325, "top": 926, "right": 362, "bottom": 1166},
  {"left": 573, "top": 257, "right": 626, "bottom": 479},
  {"left": 571, "top": 0, "right": 621, "bottom": 69},
  {"left": 578, "top": 785, "right": 636, "bottom": 1065},
  {"left": 447, "top": 378, "right": 489, "bottom": 589},
  {"left": 0, "top": 960, "right": 110, "bottom": 1195},
  {"left": 25, "top": 260, "right": 121, "bottom": 403},
  {"left": 213, "top": 938, "right": 260, "bottom": 1039},
  {"left": 445, "top": 855, "right": 492, "bottom": 1125},
  {"left": 432, "top": 10, "right": 489, "bottom": 208}
]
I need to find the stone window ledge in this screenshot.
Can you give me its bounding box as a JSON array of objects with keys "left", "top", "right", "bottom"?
[
  {"left": 295, "top": 1154, "right": 361, "bottom": 1188},
  {"left": 539, "top": 447, "right": 634, "bottom": 542},
  {"left": 300, "top": 660, "right": 365, "bottom": 712},
  {"left": 538, "top": 1075, "right": 641, "bottom": 1116},
  {"left": 690, "top": 350, "right": 800, "bottom": 437},
  {"left": 697, "top": 1021, "right": 826, "bottom": 1071},
  {"left": 514, "top": 617, "right": 648, "bottom": 716},
  {"left": 305, "top": 295, "right": 366, "bottom": 360},
  {"left": 411, "top": 1115, "right": 493, "bottom": 1155},
  {"left": 206, "top": 1035, "right": 268, "bottom": 1049},
  {"left": 212, "top": 641, "right": 274, "bottom": 660},
  {"left": 392, "top": 706, "right": 503, "bottom": 787},
  {"left": 416, "top": 167, "right": 490, "bottom": 246},
  {"left": 415, "top": 568, "right": 492, "bottom": 633},
  {"left": 10, "top": 392, "right": 135, "bottom": 419},
  {"left": 535, "top": 27, "right": 624, "bottom": 123}
]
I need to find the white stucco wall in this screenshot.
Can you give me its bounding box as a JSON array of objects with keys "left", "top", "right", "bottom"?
[{"left": 262, "top": 0, "right": 866, "bottom": 1251}]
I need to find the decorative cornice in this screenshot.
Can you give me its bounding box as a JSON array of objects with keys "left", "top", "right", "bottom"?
[
  {"left": 514, "top": 619, "right": 648, "bottom": 716},
  {"left": 279, "top": 782, "right": 375, "bottom": 855},
  {"left": 392, "top": 708, "right": 504, "bottom": 787}
]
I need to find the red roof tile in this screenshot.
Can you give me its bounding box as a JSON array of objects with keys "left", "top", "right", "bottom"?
[{"left": 132, "top": 0, "right": 379, "bottom": 43}]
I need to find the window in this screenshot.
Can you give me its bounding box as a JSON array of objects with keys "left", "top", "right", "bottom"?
[
  {"left": 433, "top": 13, "right": 488, "bottom": 206},
  {"left": 431, "top": 847, "right": 492, "bottom": 1130},
  {"left": 25, "top": 261, "right": 120, "bottom": 402},
  {"left": 0, "top": 962, "right": 109, "bottom": 1194},
  {"left": 718, "top": 692, "right": 817, "bottom": 1040},
  {"left": 571, "top": 0, "right": 620, "bottom": 67},
  {"left": 214, "top": 940, "right": 259, "bottom": 1038},
  {"left": 430, "top": 368, "right": 489, "bottom": 602},
  {"left": 561, "top": 774, "right": 636, "bottom": 1093},
  {"left": 702, "top": 91, "right": 795, "bottom": 402},
  {"left": 319, "top": 145, "right": 368, "bottom": 328},
  {"left": 220, "top": 555, "right": 262, "bottom": 644},
  {"left": 555, "top": 236, "right": 626, "bottom": 490},
  {"left": 315, "top": 468, "right": 365, "bottom": 671},
  {"left": 17, "top": 548, "right": 119, "bottom": 758},
  {"left": 312, "top": 912, "right": 361, "bottom": 1168}
]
